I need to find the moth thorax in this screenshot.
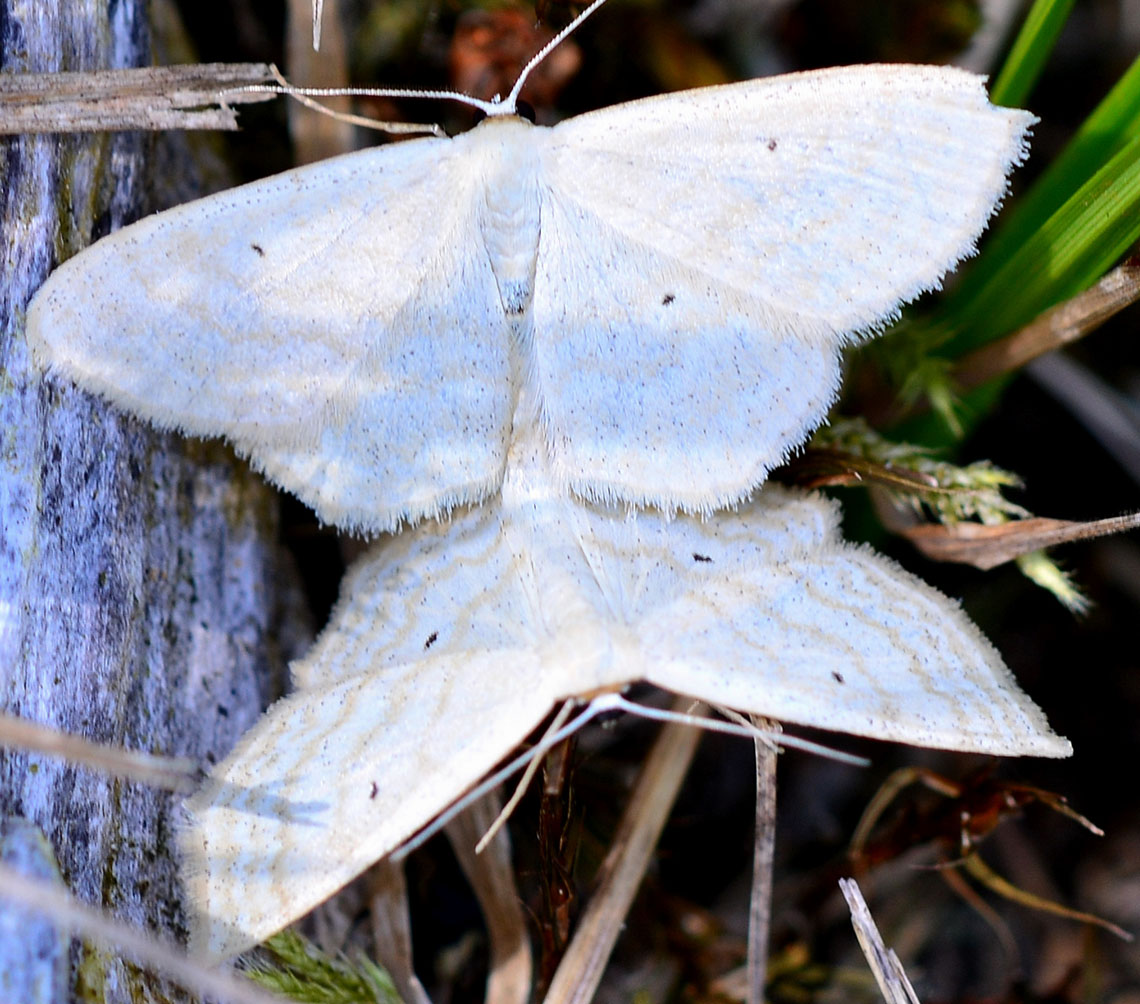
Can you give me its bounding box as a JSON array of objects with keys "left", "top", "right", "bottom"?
[{"left": 476, "top": 126, "right": 541, "bottom": 319}]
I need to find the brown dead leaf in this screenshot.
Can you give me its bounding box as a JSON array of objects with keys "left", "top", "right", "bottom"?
[{"left": 875, "top": 500, "right": 1140, "bottom": 570}]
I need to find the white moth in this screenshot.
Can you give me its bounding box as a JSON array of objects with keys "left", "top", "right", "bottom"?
[
  {"left": 26, "top": 59, "right": 1033, "bottom": 533},
  {"left": 23, "top": 0, "right": 1051, "bottom": 965},
  {"left": 182, "top": 409, "right": 1069, "bottom": 962}
]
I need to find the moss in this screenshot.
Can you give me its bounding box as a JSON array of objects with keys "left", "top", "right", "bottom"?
[{"left": 73, "top": 943, "right": 108, "bottom": 1003}]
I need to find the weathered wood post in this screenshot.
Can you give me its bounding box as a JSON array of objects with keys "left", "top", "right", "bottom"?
[{"left": 1, "top": 4, "right": 293, "bottom": 1000}]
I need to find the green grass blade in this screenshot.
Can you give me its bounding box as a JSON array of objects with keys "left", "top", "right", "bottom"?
[
  {"left": 990, "top": 0, "right": 1077, "bottom": 108},
  {"left": 892, "top": 51, "right": 1140, "bottom": 372},
  {"left": 948, "top": 136, "right": 1140, "bottom": 345}
]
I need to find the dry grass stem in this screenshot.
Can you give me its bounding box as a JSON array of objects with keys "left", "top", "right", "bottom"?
[
  {"left": 0, "top": 863, "right": 288, "bottom": 1004},
  {"left": 446, "top": 791, "right": 533, "bottom": 1004},
  {"left": 953, "top": 260, "right": 1140, "bottom": 392},
  {"left": 368, "top": 858, "right": 432, "bottom": 1004},
  {"left": 749, "top": 716, "right": 780, "bottom": 1004},
  {"left": 0, "top": 711, "right": 197, "bottom": 791},
  {"left": 541, "top": 697, "right": 703, "bottom": 1004},
  {"left": 840, "top": 877, "right": 923, "bottom": 1004},
  {"left": 287, "top": 0, "right": 353, "bottom": 163}
]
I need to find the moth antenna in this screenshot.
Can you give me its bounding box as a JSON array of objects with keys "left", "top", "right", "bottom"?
[
  {"left": 612, "top": 696, "right": 871, "bottom": 766},
  {"left": 504, "top": 0, "right": 611, "bottom": 111},
  {"left": 475, "top": 700, "right": 578, "bottom": 854},
  {"left": 397, "top": 691, "right": 870, "bottom": 865},
  {"left": 264, "top": 64, "right": 447, "bottom": 138},
  {"left": 230, "top": 80, "right": 504, "bottom": 119},
  {"left": 240, "top": 0, "right": 613, "bottom": 121},
  {"left": 392, "top": 699, "right": 612, "bottom": 862},
  {"left": 230, "top": 59, "right": 502, "bottom": 118}
]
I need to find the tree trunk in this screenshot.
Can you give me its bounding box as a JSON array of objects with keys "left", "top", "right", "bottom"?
[{"left": 0, "top": 3, "right": 294, "bottom": 1000}]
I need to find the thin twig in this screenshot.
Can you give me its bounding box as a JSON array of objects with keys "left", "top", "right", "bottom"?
[
  {"left": 749, "top": 716, "right": 780, "bottom": 1004},
  {"left": 0, "top": 64, "right": 275, "bottom": 133}
]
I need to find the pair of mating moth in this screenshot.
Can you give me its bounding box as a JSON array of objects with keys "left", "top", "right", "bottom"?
[{"left": 27, "top": 23, "right": 1065, "bottom": 961}]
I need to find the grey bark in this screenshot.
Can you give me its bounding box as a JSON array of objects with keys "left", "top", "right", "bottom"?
[{"left": 1, "top": 2, "right": 294, "bottom": 1000}]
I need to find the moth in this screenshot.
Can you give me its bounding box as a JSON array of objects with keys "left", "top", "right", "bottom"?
[
  {"left": 27, "top": 55, "right": 1031, "bottom": 533},
  {"left": 183, "top": 407, "right": 1069, "bottom": 960}
]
